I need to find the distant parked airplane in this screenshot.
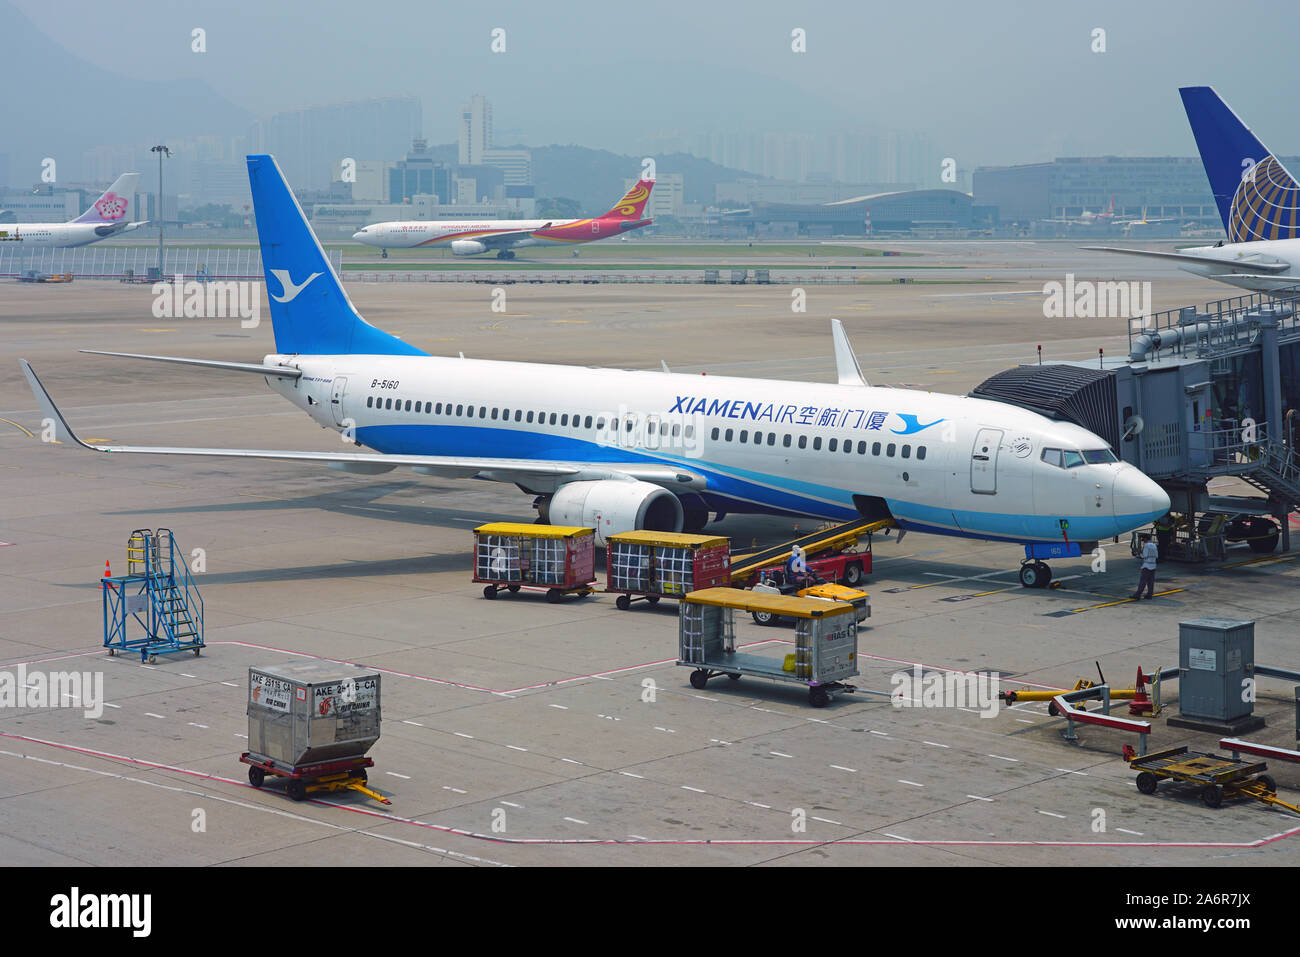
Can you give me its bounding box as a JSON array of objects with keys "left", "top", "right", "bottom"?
[
  {"left": 0, "top": 173, "right": 146, "bottom": 248},
  {"left": 1086, "top": 87, "right": 1300, "bottom": 292}
]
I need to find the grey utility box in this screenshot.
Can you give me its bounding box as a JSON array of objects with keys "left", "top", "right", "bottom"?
[
  {"left": 1171, "top": 617, "right": 1261, "bottom": 733},
  {"left": 247, "top": 661, "right": 382, "bottom": 771}
]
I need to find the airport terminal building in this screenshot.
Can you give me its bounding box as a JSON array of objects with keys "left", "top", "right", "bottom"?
[
  {"left": 726, "top": 188, "right": 976, "bottom": 237},
  {"left": 972, "top": 155, "right": 1300, "bottom": 226}
]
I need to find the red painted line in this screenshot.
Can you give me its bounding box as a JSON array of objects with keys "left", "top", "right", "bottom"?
[{"left": 4, "top": 728, "right": 1297, "bottom": 850}]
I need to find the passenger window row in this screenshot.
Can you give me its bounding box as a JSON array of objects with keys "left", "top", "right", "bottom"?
[
  {"left": 707, "top": 426, "right": 926, "bottom": 460},
  {"left": 363, "top": 395, "right": 696, "bottom": 439}
]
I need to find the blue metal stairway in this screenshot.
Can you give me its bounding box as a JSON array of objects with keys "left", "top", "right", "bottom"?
[{"left": 102, "top": 528, "right": 205, "bottom": 663}]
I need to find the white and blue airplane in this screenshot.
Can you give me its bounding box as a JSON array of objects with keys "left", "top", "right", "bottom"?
[{"left": 20, "top": 154, "right": 1170, "bottom": 588}]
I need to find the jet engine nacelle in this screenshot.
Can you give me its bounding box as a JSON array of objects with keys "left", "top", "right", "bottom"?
[
  {"left": 450, "top": 240, "right": 488, "bottom": 256},
  {"left": 542, "top": 480, "right": 684, "bottom": 544}
]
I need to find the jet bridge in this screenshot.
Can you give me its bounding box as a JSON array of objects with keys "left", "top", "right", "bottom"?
[{"left": 972, "top": 286, "right": 1300, "bottom": 557}]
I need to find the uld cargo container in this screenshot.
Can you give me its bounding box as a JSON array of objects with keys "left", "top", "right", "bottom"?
[{"left": 246, "top": 660, "right": 381, "bottom": 772}]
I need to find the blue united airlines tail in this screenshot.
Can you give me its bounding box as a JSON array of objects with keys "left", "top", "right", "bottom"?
[
  {"left": 247, "top": 154, "right": 426, "bottom": 356},
  {"left": 1180, "top": 86, "right": 1300, "bottom": 242}
]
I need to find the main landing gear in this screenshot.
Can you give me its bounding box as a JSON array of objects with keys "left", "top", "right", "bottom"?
[
  {"left": 496, "top": 250, "right": 516, "bottom": 260},
  {"left": 380, "top": 248, "right": 388, "bottom": 259},
  {"left": 1019, "top": 560, "right": 1053, "bottom": 589}
]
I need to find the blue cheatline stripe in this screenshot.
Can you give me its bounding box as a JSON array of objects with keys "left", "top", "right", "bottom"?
[{"left": 354, "top": 422, "right": 1150, "bottom": 544}]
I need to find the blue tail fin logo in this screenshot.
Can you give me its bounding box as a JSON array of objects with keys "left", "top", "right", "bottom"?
[
  {"left": 1180, "top": 86, "right": 1300, "bottom": 242},
  {"left": 246, "top": 154, "right": 426, "bottom": 356}
]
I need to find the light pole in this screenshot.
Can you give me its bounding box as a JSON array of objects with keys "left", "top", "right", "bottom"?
[{"left": 151, "top": 145, "right": 171, "bottom": 275}]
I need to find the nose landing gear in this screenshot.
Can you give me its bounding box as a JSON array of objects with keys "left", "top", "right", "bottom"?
[{"left": 1019, "top": 560, "right": 1053, "bottom": 589}]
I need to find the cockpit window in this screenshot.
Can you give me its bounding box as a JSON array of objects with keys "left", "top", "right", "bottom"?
[
  {"left": 1062, "top": 450, "right": 1085, "bottom": 468},
  {"left": 1040, "top": 448, "right": 1063, "bottom": 467},
  {"left": 1082, "top": 448, "right": 1117, "bottom": 464}
]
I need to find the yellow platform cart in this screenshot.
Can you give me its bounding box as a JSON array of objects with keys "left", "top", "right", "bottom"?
[{"left": 678, "top": 587, "right": 859, "bottom": 708}]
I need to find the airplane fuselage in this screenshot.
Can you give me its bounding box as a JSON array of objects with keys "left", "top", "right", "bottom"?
[
  {"left": 352, "top": 216, "right": 650, "bottom": 253},
  {"left": 1174, "top": 238, "right": 1300, "bottom": 292},
  {"left": 0, "top": 220, "right": 141, "bottom": 249},
  {"left": 267, "top": 353, "right": 1169, "bottom": 545}
]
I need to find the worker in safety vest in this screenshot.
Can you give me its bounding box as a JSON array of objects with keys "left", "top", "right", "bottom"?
[{"left": 1153, "top": 512, "right": 1175, "bottom": 561}]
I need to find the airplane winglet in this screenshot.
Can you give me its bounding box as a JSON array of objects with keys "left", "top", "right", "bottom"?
[
  {"left": 831, "top": 319, "right": 868, "bottom": 387},
  {"left": 18, "top": 360, "right": 97, "bottom": 451}
]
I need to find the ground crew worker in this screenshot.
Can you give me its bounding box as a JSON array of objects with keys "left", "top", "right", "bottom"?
[
  {"left": 1153, "top": 512, "right": 1175, "bottom": 561},
  {"left": 1132, "top": 532, "right": 1158, "bottom": 600}
]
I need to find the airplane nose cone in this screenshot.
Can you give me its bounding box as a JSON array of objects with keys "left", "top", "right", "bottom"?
[
  {"left": 352, "top": 230, "right": 365, "bottom": 241},
  {"left": 1113, "top": 467, "right": 1170, "bottom": 529}
]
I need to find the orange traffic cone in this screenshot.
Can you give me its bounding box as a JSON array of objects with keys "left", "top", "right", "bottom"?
[
  {"left": 1128, "top": 667, "right": 1153, "bottom": 716},
  {"left": 102, "top": 559, "right": 111, "bottom": 587}
]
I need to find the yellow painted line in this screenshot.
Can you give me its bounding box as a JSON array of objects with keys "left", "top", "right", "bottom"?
[
  {"left": 84, "top": 438, "right": 109, "bottom": 444},
  {"left": 0, "top": 417, "right": 35, "bottom": 438},
  {"left": 1216, "top": 553, "right": 1300, "bottom": 571},
  {"left": 1068, "top": 588, "right": 1186, "bottom": 613},
  {"left": 550, "top": 319, "right": 587, "bottom": 324},
  {"left": 970, "top": 585, "right": 1020, "bottom": 598}
]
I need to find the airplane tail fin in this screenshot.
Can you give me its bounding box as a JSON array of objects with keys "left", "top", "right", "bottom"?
[
  {"left": 603, "top": 179, "right": 655, "bottom": 220},
  {"left": 246, "top": 154, "right": 425, "bottom": 356},
  {"left": 72, "top": 172, "right": 139, "bottom": 224},
  {"left": 1180, "top": 86, "right": 1300, "bottom": 241}
]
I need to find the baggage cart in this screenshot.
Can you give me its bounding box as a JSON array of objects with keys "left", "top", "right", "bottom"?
[
  {"left": 472, "top": 522, "right": 596, "bottom": 603},
  {"left": 1127, "top": 744, "right": 1300, "bottom": 811},
  {"left": 605, "top": 530, "right": 730, "bottom": 610},
  {"left": 241, "top": 661, "right": 390, "bottom": 805},
  {"left": 678, "top": 587, "right": 859, "bottom": 707}
]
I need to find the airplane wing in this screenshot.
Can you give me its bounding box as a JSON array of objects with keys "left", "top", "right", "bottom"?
[
  {"left": 1081, "top": 246, "right": 1292, "bottom": 274},
  {"left": 19, "top": 359, "right": 704, "bottom": 490},
  {"left": 473, "top": 224, "right": 553, "bottom": 250}
]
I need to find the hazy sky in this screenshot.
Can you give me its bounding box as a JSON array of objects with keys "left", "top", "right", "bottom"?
[{"left": 13, "top": 0, "right": 1300, "bottom": 168}]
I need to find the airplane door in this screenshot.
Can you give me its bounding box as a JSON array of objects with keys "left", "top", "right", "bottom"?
[
  {"left": 970, "top": 428, "right": 1002, "bottom": 494},
  {"left": 330, "top": 376, "right": 348, "bottom": 427}
]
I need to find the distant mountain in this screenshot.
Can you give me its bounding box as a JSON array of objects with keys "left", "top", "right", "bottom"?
[
  {"left": 529, "top": 146, "right": 760, "bottom": 214},
  {"left": 0, "top": 0, "right": 250, "bottom": 185}
]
